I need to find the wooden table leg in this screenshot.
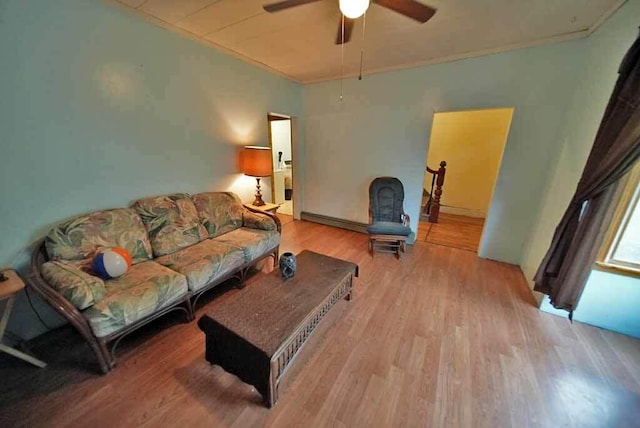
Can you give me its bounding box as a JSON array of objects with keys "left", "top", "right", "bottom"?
[{"left": 0, "top": 295, "right": 47, "bottom": 368}]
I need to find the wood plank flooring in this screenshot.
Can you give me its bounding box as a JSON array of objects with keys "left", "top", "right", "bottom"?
[
  {"left": 276, "top": 213, "right": 293, "bottom": 226},
  {"left": 417, "top": 213, "right": 485, "bottom": 252},
  {"left": 1, "top": 220, "right": 639, "bottom": 427}
]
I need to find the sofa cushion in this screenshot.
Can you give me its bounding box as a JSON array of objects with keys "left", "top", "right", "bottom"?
[
  {"left": 83, "top": 261, "right": 188, "bottom": 338},
  {"left": 132, "top": 193, "right": 208, "bottom": 257},
  {"left": 192, "top": 192, "right": 244, "bottom": 238},
  {"left": 45, "top": 208, "right": 153, "bottom": 264},
  {"left": 212, "top": 227, "right": 280, "bottom": 262},
  {"left": 367, "top": 221, "right": 412, "bottom": 236},
  {"left": 41, "top": 261, "right": 106, "bottom": 310},
  {"left": 155, "top": 239, "right": 245, "bottom": 292},
  {"left": 243, "top": 210, "right": 277, "bottom": 231}
]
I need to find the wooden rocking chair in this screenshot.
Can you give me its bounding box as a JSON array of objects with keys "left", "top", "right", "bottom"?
[{"left": 367, "top": 177, "right": 412, "bottom": 258}]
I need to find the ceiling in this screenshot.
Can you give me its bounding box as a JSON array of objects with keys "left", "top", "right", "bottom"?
[{"left": 116, "top": 0, "right": 626, "bottom": 83}]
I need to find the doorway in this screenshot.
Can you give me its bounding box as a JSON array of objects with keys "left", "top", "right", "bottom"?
[
  {"left": 267, "top": 113, "right": 294, "bottom": 226},
  {"left": 417, "top": 108, "right": 514, "bottom": 252}
]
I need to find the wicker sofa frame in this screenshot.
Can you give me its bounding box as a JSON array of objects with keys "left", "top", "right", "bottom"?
[{"left": 27, "top": 205, "right": 281, "bottom": 374}]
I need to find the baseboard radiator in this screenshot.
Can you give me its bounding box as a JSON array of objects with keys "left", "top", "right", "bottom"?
[{"left": 300, "top": 212, "right": 368, "bottom": 234}]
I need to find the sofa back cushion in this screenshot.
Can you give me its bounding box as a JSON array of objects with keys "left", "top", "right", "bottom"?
[
  {"left": 45, "top": 208, "right": 153, "bottom": 264},
  {"left": 192, "top": 192, "right": 244, "bottom": 238},
  {"left": 132, "top": 193, "right": 207, "bottom": 256}
]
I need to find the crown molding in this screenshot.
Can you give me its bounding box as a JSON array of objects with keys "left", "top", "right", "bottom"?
[
  {"left": 107, "top": 0, "right": 303, "bottom": 84},
  {"left": 587, "top": 0, "right": 627, "bottom": 35},
  {"left": 301, "top": 0, "right": 628, "bottom": 83},
  {"left": 301, "top": 29, "right": 589, "bottom": 84},
  {"left": 109, "top": 0, "right": 628, "bottom": 86}
]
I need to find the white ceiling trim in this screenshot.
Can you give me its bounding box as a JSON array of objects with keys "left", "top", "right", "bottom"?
[
  {"left": 110, "top": 0, "right": 627, "bottom": 85},
  {"left": 110, "top": 0, "right": 304, "bottom": 83},
  {"left": 303, "top": 30, "right": 589, "bottom": 84},
  {"left": 309, "top": 0, "right": 628, "bottom": 85},
  {"left": 587, "top": 0, "right": 627, "bottom": 35}
]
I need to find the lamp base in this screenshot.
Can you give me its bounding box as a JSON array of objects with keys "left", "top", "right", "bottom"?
[{"left": 253, "top": 177, "right": 266, "bottom": 206}]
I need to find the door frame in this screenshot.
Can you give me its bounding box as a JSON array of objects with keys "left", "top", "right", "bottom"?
[
  {"left": 267, "top": 113, "right": 299, "bottom": 219},
  {"left": 421, "top": 107, "right": 514, "bottom": 252}
]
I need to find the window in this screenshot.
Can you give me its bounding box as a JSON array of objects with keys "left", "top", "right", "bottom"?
[{"left": 597, "top": 163, "right": 640, "bottom": 276}]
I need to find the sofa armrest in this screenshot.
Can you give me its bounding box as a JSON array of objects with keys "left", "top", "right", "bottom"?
[
  {"left": 28, "top": 240, "right": 113, "bottom": 373},
  {"left": 243, "top": 205, "right": 282, "bottom": 234},
  {"left": 40, "top": 260, "right": 106, "bottom": 310}
]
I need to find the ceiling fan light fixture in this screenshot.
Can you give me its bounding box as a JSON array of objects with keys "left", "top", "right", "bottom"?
[{"left": 339, "top": 0, "right": 369, "bottom": 19}]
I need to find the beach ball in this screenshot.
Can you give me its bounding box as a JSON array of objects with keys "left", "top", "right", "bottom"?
[{"left": 92, "top": 247, "right": 132, "bottom": 280}]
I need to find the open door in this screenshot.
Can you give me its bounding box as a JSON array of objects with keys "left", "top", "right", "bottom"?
[
  {"left": 417, "top": 108, "right": 514, "bottom": 252},
  {"left": 267, "top": 113, "right": 294, "bottom": 221}
]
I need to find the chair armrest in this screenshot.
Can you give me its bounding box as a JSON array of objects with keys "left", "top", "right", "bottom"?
[
  {"left": 243, "top": 205, "right": 282, "bottom": 234},
  {"left": 402, "top": 213, "right": 411, "bottom": 228}
]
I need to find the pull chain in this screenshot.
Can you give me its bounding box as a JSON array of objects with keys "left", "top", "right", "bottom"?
[
  {"left": 359, "top": 11, "right": 366, "bottom": 80},
  {"left": 340, "top": 13, "right": 344, "bottom": 101}
]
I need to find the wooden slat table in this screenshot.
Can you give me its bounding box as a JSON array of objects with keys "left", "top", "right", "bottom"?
[{"left": 198, "top": 250, "right": 358, "bottom": 407}]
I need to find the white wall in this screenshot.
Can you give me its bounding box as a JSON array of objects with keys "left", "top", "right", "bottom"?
[
  {"left": 303, "top": 39, "right": 583, "bottom": 263},
  {"left": 520, "top": 0, "right": 640, "bottom": 336},
  {"left": 521, "top": 0, "right": 640, "bottom": 293},
  {"left": 271, "top": 120, "right": 292, "bottom": 168},
  {"left": 0, "top": 0, "right": 302, "bottom": 339},
  {"left": 540, "top": 271, "right": 640, "bottom": 339}
]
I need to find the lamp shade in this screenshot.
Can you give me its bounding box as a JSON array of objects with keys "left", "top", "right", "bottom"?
[{"left": 243, "top": 146, "right": 272, "bottom": 177}]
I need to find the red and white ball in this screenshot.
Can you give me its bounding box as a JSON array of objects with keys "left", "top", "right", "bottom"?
[{"left": 92, "top": 247, "right": 132, "bottom": 279}]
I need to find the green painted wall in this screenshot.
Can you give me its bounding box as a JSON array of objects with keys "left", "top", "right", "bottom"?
[
  {"left": 302, "top": 35, "right": 584, "bottom": 263},
  {"left": 2, "top": 0, "right": 637, "bottom": 341},
  {"left": 540, "top": 271, "right": 640, "bottom": 339},
  {"left": 522, "top": 0, "right": 640, "bottom": 337},
  {"left": 0, "top": 0, "right": 302, "bottom": 339}
]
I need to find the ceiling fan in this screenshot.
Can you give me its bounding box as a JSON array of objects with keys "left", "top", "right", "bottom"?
[{"left": 262, "top": 0, "right": 437, "bottom": 45}]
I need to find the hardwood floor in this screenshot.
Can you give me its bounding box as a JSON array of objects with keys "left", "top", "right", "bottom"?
[
  {"left": 276, "top": 213, "right": 293, "bottom": 226},
  {"left": 417, "top": 213, "right": 485, "bottom": 252},
  {"left": 1, "top": 220, "right": 639, "bottom": 427}
]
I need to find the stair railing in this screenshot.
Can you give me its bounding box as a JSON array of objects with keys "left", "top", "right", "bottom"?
[{"left": 424, "top": 160, "right": 447, "bottom": 223}]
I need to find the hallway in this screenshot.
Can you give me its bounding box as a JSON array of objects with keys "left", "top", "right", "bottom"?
[{"left": 416, "top": 213, "right": 485, "bottom": 252}]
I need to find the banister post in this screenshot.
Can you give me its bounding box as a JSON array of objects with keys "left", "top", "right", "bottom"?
[{"left": 429, "top": 161, "right": 446, "bottom": 223}]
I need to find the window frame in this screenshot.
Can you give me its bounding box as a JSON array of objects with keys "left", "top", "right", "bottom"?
[{"left": 596, "top": 163, "right": 640, "bottom": 278}]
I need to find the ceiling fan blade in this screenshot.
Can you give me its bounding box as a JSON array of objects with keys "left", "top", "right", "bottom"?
[
  {"left": 375, "top": 0, "right": 436, "bottom": 23},
  {"left": 335, "top": 17, "right": 355, "bottom": 45},
  {"left": 263, "top": 0, "right": 322, "bottom": 13}
]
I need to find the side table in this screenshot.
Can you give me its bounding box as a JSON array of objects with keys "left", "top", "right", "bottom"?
[
  {"left": 246, "top": 202, "right": 280, "bottom": 215},
  {"left": 0, "top": 269, "right": 47, "bottom": 368}
]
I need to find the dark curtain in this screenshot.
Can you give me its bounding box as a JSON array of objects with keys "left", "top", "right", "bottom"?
[{"left": 534, "top": 32, "right": 640, "bottom": 317}]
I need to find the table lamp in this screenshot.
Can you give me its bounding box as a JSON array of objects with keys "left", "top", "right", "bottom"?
[{"left": 243, "top": 145, "right": 272, "bottom": 206}]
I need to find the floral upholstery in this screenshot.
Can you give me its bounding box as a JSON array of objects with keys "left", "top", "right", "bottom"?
[
  {"left": 212, "top": 227, "right": 280, "bottom": 262},
  {"left": 37, "top": 188, "right": 284, "bottom": 366},
  {"left": 155, "top": 239, "right": 245, "bottom": 292},
  {"left": 41, "top": 261, "right": 106, "bottom": 310},
  {"left": 192, "top": 192, "right": 244, "bottom": 238},
  {"left": 243, "top": 210, "right": 277, "bottom": 231},
  {"left": 83, "top": 261, "right": 188, "bottom": 338},
  {"left": 45, "top": 208, "right": 153, "bottom": 264},
  {"left": 132, "top": 193, "right": 207, "bottom": 257}
]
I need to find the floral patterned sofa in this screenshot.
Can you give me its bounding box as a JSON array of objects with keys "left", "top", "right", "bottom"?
[{"left": 28, "top": 192, "right": 281, "bottom": 373}]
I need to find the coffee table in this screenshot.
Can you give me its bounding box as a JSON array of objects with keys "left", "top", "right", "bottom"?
[{"left": 197, "top": 250, "right": 358, "bottom": 407}]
